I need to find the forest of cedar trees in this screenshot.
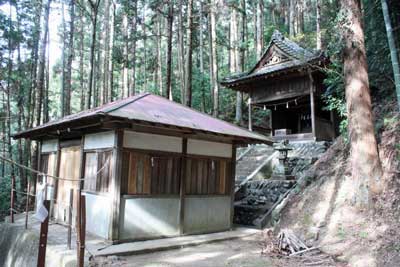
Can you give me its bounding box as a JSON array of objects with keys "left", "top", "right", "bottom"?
[{"left": 0, "top": 0, "right": 399, "bottom": 217}]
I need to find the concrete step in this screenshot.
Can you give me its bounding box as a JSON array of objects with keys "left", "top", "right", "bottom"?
[{"left": 92, "top": 228, "right": 260, "bottom": 257}]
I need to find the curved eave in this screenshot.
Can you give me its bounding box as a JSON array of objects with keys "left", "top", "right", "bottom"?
[{"left": 220, "top": 56, "right": 328, "bottom": 90}]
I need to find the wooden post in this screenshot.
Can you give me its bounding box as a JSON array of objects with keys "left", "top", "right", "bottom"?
[
  {"left": 77, "top": 194, "right": 86, "bottom": 267},
  {"left": 178, "top": 138, "right": 188, "bottom": 235},
  {"left": 248, "top": 97, "right": 253, "bottom": 131},
  {"left": 67, "top": 188, "right": 73, "bottom": 249},
  {"left": 54, "top": 140, "right": 61, "bottom": 220},
  {"left": 10, "top": 174, "right": 15, "bottom": 223},
  {"left": 37, "top": 200, "right": 50, "bottom": 267},
  {"left": 25, "top": 180, "right": 31, "bottom": 229},
  {"left": 309, "top": 73, "right": 316, "bottom": 139},
  {"left": 230, "top": 143, "right": 237, "bottom": 229},
  {"left": 109, "top": 130, "right": 123, "bottom": 241},
  {"left": 77, "top": 136, "right": 85, "bottom": 264},
  {"left": 76, "top": 189, "right": 82, "bottom": 266}
]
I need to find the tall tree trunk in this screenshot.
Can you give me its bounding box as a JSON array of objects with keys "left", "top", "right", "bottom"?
[
  {"left": 184, "top": 0, "right": 194, "bottom": 107},
  {"left": 316, "top": 0, "right": 322, "bottom": 49},
  {"left": 87, "top": 0, "right": 100, "bottom": 109},
  {"left": 6, "top": 0, "right": 16, "bottom": 202},
  {"left": 36, "top": 0, "right": 51, "bottom": 126},
  {"left": 44, "top": 32, "right": 50, "bottom": 123},
  {"left": 129, "top": 1, "right": 137, "bottom": 96},
  {"left": 27, "top": 0, "right": 43, "bottom": 130},
  {"left": 79, "top": 8, "right": 85, "bottom": 111},
  {"left": 381, "top": 0, "right": 400, "bottom": 110},
  {"left": 199, "top": 1, "right": 206, "bottom": 112},
  {"left": 256, "top": 0, "right": 264, "bottom": 57},
  {"left": 165, "top": 1, "right": 174, "bottom": 100},
  {"left": 101, "top": 0, "right": 110, "bottom": 104},
  {"left": 210, "top": 0, "right": 219, "bottom": 117},
  {"left": 340, "top": 0, "right": 382, "bottom": 207},
  {"left": 236, "top": 0, "right": 246, "bottom": 124},
  {"left": 142, "top": 6, "right": 147, "bottom": 93},
  {"left": 61, "top": 1, "right": 66, "bottom": 116},
  {"left": 110, "top": 1, "right": 115, "bottom": 99},
  {"left": 64, "top": 0, "right": 75, "bottom": 115},
  {"left": 289, "top": 0, "right": 295, "bottom": 37},
  {"left": 15, "top": 1, "right": 26, "bottom": 190},
  {"left": 230, "top": 4, "right": 239, "bottom": 121},
  {"left": 157, "top": 14, "right": 163, "bottom": 96},
  {"left": 122, "top": 13, "right": 129, "bottom": 97},
  {"left": 178, "top": 0, "right": 185, "bottom": 102},
  {"left": 270, "top": 0, "right": 276, "bottom": 25}
]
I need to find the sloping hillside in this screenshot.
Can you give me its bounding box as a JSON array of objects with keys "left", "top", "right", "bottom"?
[{"left": 275, "top": 102, "right": 400, "bottom": 267}]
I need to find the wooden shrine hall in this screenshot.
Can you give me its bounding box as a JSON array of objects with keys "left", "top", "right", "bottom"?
[{"left": 221, "top": 30, "right": 337, "bottom": 142}]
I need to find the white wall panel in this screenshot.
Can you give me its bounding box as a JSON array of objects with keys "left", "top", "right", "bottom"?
[
  {"left": 187, "top": 139, "right": 232, "bottom": 158},
  {"left": 84, "top": 131, "right": 115, "bottom": 150},
  {"left": 123, "top": 131, "right": 182, "bottom": 153},
  {"left": 41, "top": 139, "right": 58, "bottom": 153}
]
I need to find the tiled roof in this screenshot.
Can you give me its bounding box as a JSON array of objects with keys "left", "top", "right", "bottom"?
[{"left": 221, "top": 30, "right": 325, "bottom": 85}]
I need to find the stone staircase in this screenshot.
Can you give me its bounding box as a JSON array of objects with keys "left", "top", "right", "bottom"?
[
  {"left": 235, "top": 145, "right": 275, "bottom": 185},
  {"left": 234, "top": 141, "right": 331, "bottom": 228}
]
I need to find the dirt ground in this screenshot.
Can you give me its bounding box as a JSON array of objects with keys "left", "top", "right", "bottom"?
[{"left": 90, "top": 234, "right": 345, "bottom": 267}]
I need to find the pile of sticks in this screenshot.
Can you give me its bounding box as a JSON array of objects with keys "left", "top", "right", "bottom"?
[
  {"left": 262, "top": 229, "right": 338, "bottom": 266},
  {"left": 277, "top": 229, "right": 309, "bottom": 255}
]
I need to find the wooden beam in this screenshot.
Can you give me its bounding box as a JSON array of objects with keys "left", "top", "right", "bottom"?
[
  {"left": 178, "top": 138, "right": 188, "bottom": 235},
  {"left": 230, "top": 143, "right": 237, "bottom": 229},
  {"left": 309, "top": 73, "right": 316, "bottom": 140},
  {"left": 248, "top": 97, "right": 253, "bottom": 131},
  {"left": 109, "top": 130, "right": 123, "bottom": 241}
]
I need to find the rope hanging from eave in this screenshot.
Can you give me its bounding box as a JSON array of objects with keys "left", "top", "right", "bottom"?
[{"left": 0, "top": 154, "right": 110, "bottom": 182}]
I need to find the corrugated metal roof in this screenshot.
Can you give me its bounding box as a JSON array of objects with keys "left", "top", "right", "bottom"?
[{"left": 14, "top": 93, "right": 272, "bottom": 144}]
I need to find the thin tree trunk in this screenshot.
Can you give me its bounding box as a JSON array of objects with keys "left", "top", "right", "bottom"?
[
  {"left": 110, "top": 1, "right": 115, "bottom": 99},
  {"left": 36, "top": 0, "right": 51, "bottom": 126},
  {"left": 64, "top": 0, "right": 75, "bottom": 115},
  {"left": 289, "top": 0, "right": 295, "bottom": 37},
  {"left": 44, "top": 32, "right": 50, "bottom": 123},
  {"left": 184, "top": 0, "right": 194, "bottom": 106},
  {"left": 210, "top": 0, "right": 219, "bottom": 117},
  {"left": 61, "top": 1, "right": 66, "bottom": 116},
  {"left": 165, "top": 1, "right": 174, "bottom": 100},
  {"left": 79, "top": 8, "right": 85, "bottom": 111},
  {"left": 236, "top": 0, "right": 246, "bottom": 124},
  {"left": 122, "top": 13, "right": 129, "bottom": 98},
  {"left": 381, "top": 0, "right": 400, "bottom": 110},
  {"left": 15, "top": 1, "right": 26, "bottom": 190},
  {"left": 7, "top": 1, "right": 16, "bottom": 202},
  {"left": 101, "top": 0, "right": 110, "bottom": 104},
  {"left": 129, "top": 1, "right": 137, "bottom": 96},
  {"left": 316, "top": 0, "right": 322, "bottom": 49},
  {"left": 87, "top": 0, "right": 100, "bottom": 109},
  {"left": 256, "top": 0, "right": 264, "bottom": 57},
  {"left": 199, "top": 1, "right": 206, "bottom": 112},
  {"left": 178, "top": 0, "right": 185, "bottom": 102},
  {"left": 157, "top": 14, "right": 163, "bottom": 96},
  {"left": 340, "top": 0, "right": 382, "bottom": 207},
  {"left": 142, "top": 6, "right": 147, "bottom": 93}
]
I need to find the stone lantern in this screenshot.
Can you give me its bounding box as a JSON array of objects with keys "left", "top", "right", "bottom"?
[{"left": 272, "top": 140, "right": 294, "bottom": 179}]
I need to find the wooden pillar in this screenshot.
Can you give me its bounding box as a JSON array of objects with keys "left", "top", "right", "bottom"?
[
  {"left": 230, "top": 143, "right": 237, "bottom": 229},
  {"left": 248, "top": 97, "right": 252, "bottom": 131},
  {"left": 109, "top": 130, "right": 123, "bottom": 241},
  {"left": 37, "top": 200, "right": 50, "bottom": 267},
  {"left": 269, "top": 109, "right": 273, "bottom": 137},
  {"left": 178, "top": 138, "right": 188, "bottom": 235},
  {"left": 76, "top": 136, "right": 85, "bottom": 263},
  {"left": 53, "top": 140, "right": 61, "bottom": 219},
  {"left": 309, "top": 73, "right": 316, "bottom": 139}
]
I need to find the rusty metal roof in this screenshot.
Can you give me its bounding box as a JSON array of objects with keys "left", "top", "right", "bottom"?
[{"left": 14, "top": 93, "right": 272, "bottom": 144}]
